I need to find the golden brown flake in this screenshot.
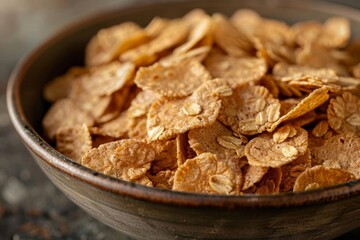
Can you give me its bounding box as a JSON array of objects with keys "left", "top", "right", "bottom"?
[
  {"left": 327, "top": 92, "right": 360, "bottom": 136},
  {"left": 287, "top": 21, "right": 323, "bottom": 47},
  {"left": 293, "top": 165, "right": 355, "bottom": 192},
  {"left": 42, "top": 99, "right": 95, "bottom": 140},
  {"left": 219, "top": 84, "right": 281, "bottom": 135},
  {"left": 245, "top": 126, "right": 308, "bottom": 168},
  {"left": 318, "top": 17, "right": 350, "bottom": 48},
  {"left": 173, "top": 153, "right": 243, "bottom": 194},
  {"left": 44, "top": 67, "right": 86, "bottom": 102},
  {"left": 81, "top": 139, "right": 155, "bottom": 182},
  {"left": 269, "top": 87, "right": 330, "bottom": 131},
  {"left": 188, "top": 121, "right": 247, "bottom": 159},
  {"left": 310, "top": 133, "right": 360, "bottom": 178},
  {"left": 85, "top": 22, "right": 148, "bottom": 66},
  {"left": 135, "top": 60, "right": 211, "bottom": 97},
  {"left": 56, "top": 124, "right": 92, "bottom": 163},
  {"left": 296, "top": 42, "right": 348, "bottom": 76},
  {"left": 147, "top": 79, "right": 228, "bottom": 141},
  {"left": 273, "top": 63, "right": 360, "bottom": 91},
  {"left": 230, "top": 9, "right": 261, "bottom": 37},
  {"left": 212, "top": 14, "right": 253, "bottom": 56},
  {"left": 70, "top": 62, "right": 135, "bottom": 98},
  {"left": 120, "top": 19, "right": 189, "bottom": 66},
  {"left": 204, "top": 49, "right": 267, "bottom": 88},
  {"left": 65, "top": 67, "right": 133, "bottom": 122},
  {"left": 273, "top": 62, "right": 338, "bottom": 82}
]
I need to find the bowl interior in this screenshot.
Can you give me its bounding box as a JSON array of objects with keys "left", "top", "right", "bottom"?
[{"left": 8, "top": 0, "right": 360, "bottom": 207}]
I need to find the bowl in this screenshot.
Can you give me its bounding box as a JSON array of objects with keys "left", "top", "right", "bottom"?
[{"left": 7, "top": 0, "right": 360, "bottom": 239}]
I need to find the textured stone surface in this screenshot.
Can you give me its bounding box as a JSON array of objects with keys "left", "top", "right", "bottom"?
[{"left": 0, "top": 0, "right": 359, "bottom": 239}]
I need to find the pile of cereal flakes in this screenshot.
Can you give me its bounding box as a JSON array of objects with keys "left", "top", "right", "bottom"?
[{"left": 42, "top": 9, "right": 360, "bottom": 195}]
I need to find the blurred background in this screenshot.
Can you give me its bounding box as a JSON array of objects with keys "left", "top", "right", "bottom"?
[{"left": 0, "top": 0, "right": 359, "bottom": 239}]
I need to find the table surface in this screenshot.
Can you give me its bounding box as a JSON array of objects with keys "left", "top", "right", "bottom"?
[{"left": 0, "top": 0, "right": 359, "bottom": 239}]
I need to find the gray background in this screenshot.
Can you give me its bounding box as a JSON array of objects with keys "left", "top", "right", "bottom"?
[{"left": 0, "top": 0, "right": 359, "bottom": 239}]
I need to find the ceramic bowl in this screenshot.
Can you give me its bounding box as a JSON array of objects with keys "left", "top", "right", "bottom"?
[{"left": 7, "top": 0, "right": 360, "bottom": 239}]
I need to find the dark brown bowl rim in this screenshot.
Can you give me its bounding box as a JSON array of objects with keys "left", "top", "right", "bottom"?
[{"left": 6, "top": 0, "right": 360, "bottom": 209}]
